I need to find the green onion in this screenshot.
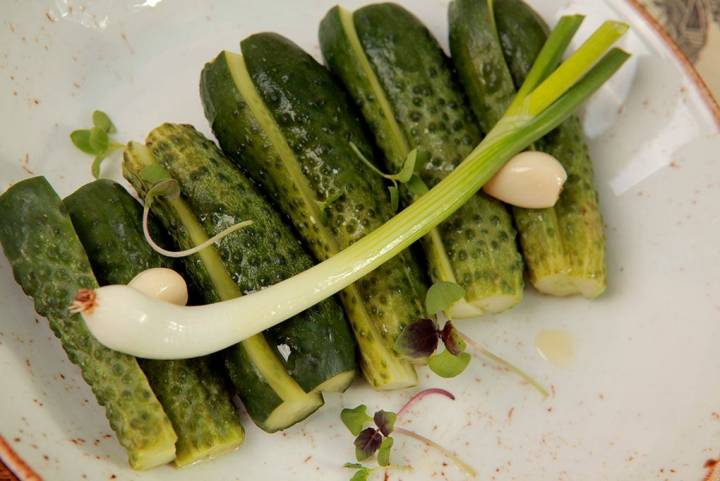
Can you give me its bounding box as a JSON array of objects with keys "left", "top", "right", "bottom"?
[{"left": 75, "top": 18, "right": 630, "bottom": 359}]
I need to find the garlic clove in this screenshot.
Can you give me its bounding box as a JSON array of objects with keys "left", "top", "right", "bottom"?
[
  {"left": 483, "top": 151, "right": 567, "bottom": 209},
  {"left": 128, "top": 267, "right": 189, "bottom": 306}
]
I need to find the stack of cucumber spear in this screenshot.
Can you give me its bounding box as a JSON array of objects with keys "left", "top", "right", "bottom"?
[{"left": 0, "top": 0, "right": 627, "bottom": 470}]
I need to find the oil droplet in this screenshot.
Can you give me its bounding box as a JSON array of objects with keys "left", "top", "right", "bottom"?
[{"left": 535, "top": 330, "right": 575, "bottom": 367}]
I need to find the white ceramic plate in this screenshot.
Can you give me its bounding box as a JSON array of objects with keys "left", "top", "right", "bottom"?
[{"left": 1, "top": 1, "right": 719, "bottom": 480}]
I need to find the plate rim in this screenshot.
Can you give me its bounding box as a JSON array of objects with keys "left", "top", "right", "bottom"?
[
  {"left": 1, "top": 1, "right": 719, "bottom": 479},
  {"left": 625, "top": 0, "right": 720, "bottom": 129}
]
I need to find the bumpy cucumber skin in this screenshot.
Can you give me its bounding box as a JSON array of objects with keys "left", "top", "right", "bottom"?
[
  {"left": 0, "top": 177, "right": 177, "bottom": 470},
  {"left": 243, "top": 34, "right": 427, "bottom": 384},
  {"left": 320, "top": 4, "right": 524, "bottom": 310},
  {"left": 123, "top": 144, "right": 287, "bottom": 430},
  {"left": 451, "top": 0, "right": 606, "bottom": 296},
  {"left": 201, "top": 34, "right": 425, "bottom": 389},
  {"left": 64, "top": 179, "right": 245, "bottom": 467},
  {"left": 145, "top": 357, "right": 242, "bottom": 467},
  {"left": 449, "top": 0, "right": 568, "bottom": 291},
  {"left": 145, "top": 123, "right": 357, "bottom": 393},
  {"left": 449, "top": 0, "right": 517, "bottom": 135},
  {"left": 494, "top": 0, "right": 606, "bottom": 296},
  {"left": 493, "top": 0, "right": 548, "bottom": 88}
]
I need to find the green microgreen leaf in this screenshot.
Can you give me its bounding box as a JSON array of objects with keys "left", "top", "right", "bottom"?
[
  {"left": 91, "top": 153, "right": 106, "bottom": 179},
  {"left": 413, "top": 149, "right": 431, "bottom": 173},
  {"left": 406, "top": 174, "right": 429, "bottom": 197},
  {"left": 349, "top": 467, "right": 371, "bottom": 481},
  {"left": 139, "top": 162, "right": 173, "bottom": 185},
  {"left": 388, "top": 184, "right": 399, "bottom": 213},
  {"left": 92, "top": 110, "right": 116, "bottom": 133},
  {"left": 71, "top": 111, "right": 123, "bottom": 178},
  {"left": 439, "top": 321, "right": 466, "bottom": 356},
  {"left": 394, "top": 149, "right": 417, "bottom": 183},
  {"left": 373, "top": 410, "right": 397, "bottom": 437},
  {"left": 341, "top": 405, "right": 373, "bottom": 436},
  {"left": 354, "top": 427, "right": 383, "bottom": 461},
  {"left": 377, "top": 436, "right": 394, "bottom": 467},
  {"left": 349, "top": 143, "right": 421, "bottom": 211},
  {"left": 394, "top": 318, "right": 439, "bottom": 359},
  {"left": 344, "top": 463, "right": 365, "bottom": 470},
  {"left": 425, "top": 281, "right": 466, "bottom": 316},
  {"left": 89, "top": 127, "right": 109, "bottom": 153},
  {"left": 428, "top": 349, "right": 471, "bottom": 378},
  {"left": 70, "top": 129, "right": 94, "bottom": 155}
]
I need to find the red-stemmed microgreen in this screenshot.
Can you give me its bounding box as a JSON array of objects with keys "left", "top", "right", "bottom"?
[
  {"left": 394, "top": 281, "right": 548, "bottom": 396},
  {"left": 340, "top": 388, "right": 475, "bottom": 479},
  {"left": 70, "top": 110, "right": 125, "bottom": 179}
]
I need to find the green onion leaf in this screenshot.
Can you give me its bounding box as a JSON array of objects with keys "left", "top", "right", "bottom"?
[
  {"left": 341, "top": 405, "right": 373, "bottom": 436},
  {"left": 92, "top": 110, "right": 116, "bottom": 133},
  {"left": 378, "top": 436, "right": 394, "bottom": 467},
  {"left": 70, "top": 129, "right": 94, "bottom": 155},
  {"left": 428, "top": 350, "right": 471, "bottom": 378},
  {"left": 425, "top": 281, "right": 466, "bottom": 316},
  {"left": 373, "top": 410, "right": 397, "bottom": 436}
]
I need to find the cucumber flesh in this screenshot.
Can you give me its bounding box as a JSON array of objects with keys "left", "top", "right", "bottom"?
[
  {"left": 450, "top": 0, "right": 606, "bottom": 298},
  {"left": 145, "top": 123, "right": 357, "bottom": 395},
  {"left": 201, "top": 43, "right": 422, "bottom": 390},
  {"left": 319, "top": 4, "right": 524, "bottom": 317},
  {"left": 123, "top": 142, "right": 324, "bottom": 432}
]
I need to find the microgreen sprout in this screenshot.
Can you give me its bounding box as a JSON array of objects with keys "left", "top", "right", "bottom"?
[
  {"left": 131, "top": 147, "right": 254, "bottom": 259},
  {"left": 343, "top": 462, "right": 413, "bottom": 481},
  {"left": 349, "top": 142, "right": 429, "bottom": 212},
  {"left": 340, "top": 388, "right": 475, "bottom": 479},
  {"left": 70, "top": 110, "right": 125, "bottom": 178},
  {"left": 395, "top": 281, "right": 548, "bottom": 395}
]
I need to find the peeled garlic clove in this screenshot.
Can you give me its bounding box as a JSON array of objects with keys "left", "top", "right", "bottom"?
[
  {"left": 483, "top": 151, "right": 567, "bottom": 209},
  {"left": 129, "top": 267, "right": 189, "bottom": 306}
]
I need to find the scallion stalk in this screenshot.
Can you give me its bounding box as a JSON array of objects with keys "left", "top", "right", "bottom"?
[{"left": 75, "top": 19, "right": 629, "bottom": 359}]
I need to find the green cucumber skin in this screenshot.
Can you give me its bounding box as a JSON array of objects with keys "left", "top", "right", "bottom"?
[
  {"left": 0, "top": 177, "right": 177, "bottom": 470},
  {"left": 451, "top": 0, "right": 607, "bottom": 295},
  {"left": 64, "top": 179, "right": 174, "bottom": 280},
  {"left": 320, "top": 4, "right": 524, "bottom": 307},
  {"left": 493, "top": 0, "right": 548, "bottom": 89},
  {"left": 64, "top": 179, "right": 245, "bottom": 466},
  {"left": 201, "top": 34, "right": 425, "bottom": 388},
  {"left": 494, "top": 0, "right": 606, "bottom": 292},
  {"left": 123, "top": 145, "right": 286, "bottom": 430},
  {"left": 318, "top": 6, "right": 407, "bottom": 164},
  {"left": 145, "top": 123, "right": 357, "bottom": 394},
  {"left": 448, "top": 0, "right": 517, "bottom": 135},
  {"left": 449, "top": 0, "right": 567, "bottom": 289}
]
